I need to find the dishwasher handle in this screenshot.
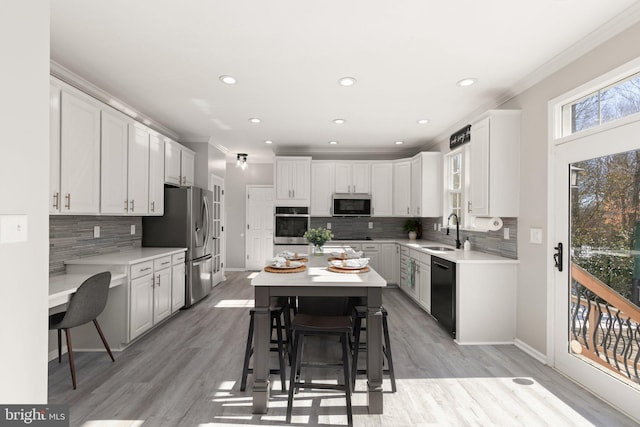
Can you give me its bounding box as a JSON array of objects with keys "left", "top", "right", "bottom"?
[{"left": 433, "top": 261, "right": 450, "bottom": 270}]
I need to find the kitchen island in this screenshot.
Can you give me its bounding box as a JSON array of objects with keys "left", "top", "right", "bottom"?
[{"left": 251, "top": 247, "right": 387, "bottom": 414}]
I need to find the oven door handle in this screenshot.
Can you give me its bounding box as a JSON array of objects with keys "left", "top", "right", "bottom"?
[{"left": 274, "top": 214, "right": 311, "bottom": 218}]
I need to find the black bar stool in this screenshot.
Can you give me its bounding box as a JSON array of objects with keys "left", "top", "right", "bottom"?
[
  {"left": 351, "top": 305, "right": 396, "bottom": 392},
  {"left": 286, "top": 297, "right": 353, "bottom": 426},
  {"left": 240, "top": 301, "right": 290, "bottom": 393}
]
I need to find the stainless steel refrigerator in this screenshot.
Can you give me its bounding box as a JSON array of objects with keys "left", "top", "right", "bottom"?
[{"left": 142, "top": 186, "right": 214, "bottom": 308}]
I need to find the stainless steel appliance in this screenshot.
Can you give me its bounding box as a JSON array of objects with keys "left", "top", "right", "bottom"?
[
  {"left": 331, "top": 193, "right": 372, "bottom": 217},
  {"left": 142, "top": 186, "right": 213, "bottom": 308},
  {"left": 274, "top": 206, "right": 310, "bottom": 245},
  {"left": 430, "top": 256, "right": 456, "bottom": 337}
]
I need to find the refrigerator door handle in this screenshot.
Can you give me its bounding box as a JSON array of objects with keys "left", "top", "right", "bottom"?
[
  {"left": 192, "top": 254, "right": 213, "bottom": 266},
  {"left": 203, "top": 193, "right": 211, "bottom": 247}
]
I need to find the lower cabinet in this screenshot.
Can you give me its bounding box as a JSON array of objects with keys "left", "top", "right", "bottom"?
[
  {"left": 130, "top": 271, "right": 154, "bottom": 340},
  {"left": 153, "top": 256, "right": 172, "bottom": 324},
  {"left": 378, "top": 243, "right": 399, "bottom": 284},
  {"left": 171, "top": 253, "right": 186, "bottom": 312},
  {"left": 361, "top": 242, "right": 380, "bottom": 273}
]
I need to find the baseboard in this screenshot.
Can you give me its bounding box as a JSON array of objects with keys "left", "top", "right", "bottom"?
[
  {"left": 514, "top": 338, "right": 548, "bottom": 364},
  {"left": 224, "top": 267, "right": 246, "bottom": 272},
  {"left": 455, "top": 340, "right": 515, "bottom": 346}
]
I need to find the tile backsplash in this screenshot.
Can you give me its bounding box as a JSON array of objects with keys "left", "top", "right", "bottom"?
[{"left": 49, "top": 216, "right": 142, "bottom": 275}]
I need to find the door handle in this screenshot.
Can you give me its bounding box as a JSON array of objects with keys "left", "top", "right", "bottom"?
[{"left": 554, "top": 242, "right": 563, "bottom": 272}]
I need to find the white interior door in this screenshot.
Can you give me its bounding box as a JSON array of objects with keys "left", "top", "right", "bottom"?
[
  {"left": 551, "top": 118, "right": 640, "bottom": 421},
  {"left": 246, "top": 186, "right": 274, "bottom": 270},
  {"left": 210, "top": 175, "right": 225, "bottom": 286}
]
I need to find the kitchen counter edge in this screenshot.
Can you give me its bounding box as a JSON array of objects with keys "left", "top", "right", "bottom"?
[{"left": 63, "top": 247, "right": 188, "bottom": 266}]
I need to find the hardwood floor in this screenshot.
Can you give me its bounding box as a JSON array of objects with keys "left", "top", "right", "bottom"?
[{"left": 48, "top": 271, "right": 638, "bottom": 426}]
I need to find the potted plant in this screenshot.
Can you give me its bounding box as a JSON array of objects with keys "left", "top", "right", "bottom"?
[
  {"left": 403, "top": 219, "right": 421, "bottom": 240},
  {"left": 304, "top": 227, "right": 334, "bottom": 255}
]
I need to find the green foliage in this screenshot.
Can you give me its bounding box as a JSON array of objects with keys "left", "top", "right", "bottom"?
[
  {"left": 403, "top": 219, "right": 420, "bottom": 233},
  {"left": 304, "top": 227, "right": 334, "bottom": 247}
]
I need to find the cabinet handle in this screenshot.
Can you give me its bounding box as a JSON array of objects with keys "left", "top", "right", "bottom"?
[
  {"left": 417, "top": 206, "right": 420, "bottom": 215},
  {"left": 140, "top": 267, "right": 151, "bottom": 272},
  {"left": 65, "top": 193, "right": 71, "bottom": 210},
  {"left": 161, "top": 261, "right": 170, "bottom": 265},
  {"left": 53, "top": 192, "right": 59, "bottom": 209},
  {"left": 406, "top": 207, "right": 409, "bottom": 214},
  {"left": 292, "top": 189, "right": 295, "bottom": 198},
  {"left": 124, "top": 200, "right": 129, "bottom": 212},
  {"left": 130, "top": 200, "right": 135, "bottom": 212},
  {"left": 348, "top": 185, "right": 351, "bottom": 193},
  {"left": 156, "top": 274, "right": 161, "bottom": 286},
  {"left": 150, "top": 201, "right": 154, "bottom": 212},
  {"left": 468, "top": 201, "right": 472, "bottom": 213}
]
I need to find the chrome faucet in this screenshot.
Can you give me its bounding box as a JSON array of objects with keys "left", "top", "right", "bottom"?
[{"left": 447, "top": 213, "right": 461, "bottom": 249}]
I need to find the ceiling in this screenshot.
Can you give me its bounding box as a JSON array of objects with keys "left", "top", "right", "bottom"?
[{"left": 50, "top": 0, "right": 640, "bottom": 163}]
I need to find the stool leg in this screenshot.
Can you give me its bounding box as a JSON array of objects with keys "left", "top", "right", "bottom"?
[
  {"left": 64, "top": 328, "right": 76, "bottom": 389},
  {"left": 341, "top": 333, "right": 353, "bottom": 426},
  {"left": 57, "top": 329, "right": 62, "bottom": 363},
  {"left": 283, "top": 304, "right": 293, "bottom": 364},
  {"left": 382, "top": 312, "right": 397, "bottom": 393},
  {"left": 93, "top": 319, "right": 115, "bottom": 362},
  {"left": 351, "top": 315, "right": 362, "bottom": 388},
  {"left": 286, "top": 331, "right": 303, "bottom": 423},
  {"left": 240, "top": 311, "right": 255, "bottom": 392},
  {"left": 274, "top": 312, "right": 287, "bottom": 392}
]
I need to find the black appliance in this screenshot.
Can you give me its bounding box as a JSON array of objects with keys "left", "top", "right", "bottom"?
[
  {"left": 331, "top": 194, "right": 372, "bottom": 217},
  {"left": 274, "top": 206, "right": 310, "bottom": 245},
  {"left": 431, "top": 256, "right": 456, "bottom": 337}
]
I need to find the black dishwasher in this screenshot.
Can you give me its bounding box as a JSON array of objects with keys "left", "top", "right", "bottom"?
[{"left": 431, "top": 256, "right": 456, "bottom": 337}]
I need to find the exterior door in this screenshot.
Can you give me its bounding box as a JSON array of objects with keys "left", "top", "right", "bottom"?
[
  {"left": 246, "top": 186, "right": 274, "bottom": 270},
  {"left": 552, "top": 118, "right": 640, "bottom": 421},
  {"left": 210, "top": 175, "right": 225, "bottom": 286}
]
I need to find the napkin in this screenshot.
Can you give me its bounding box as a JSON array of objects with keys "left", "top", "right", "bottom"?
[
  {"left": 330, "top": 250, "right": 363, "bottom": 259},
  {"left": 331, "top": 258, "right": 369, "bottom": 268},
  {"left": 272, "top": 256, "right": 288, "bottom": 267},
  {"left": 278, "top": 250, "right": 307, "bottom": 259}
]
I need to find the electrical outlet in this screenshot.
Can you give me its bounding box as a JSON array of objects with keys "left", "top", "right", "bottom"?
[
  {"left": 433, "top": 223, "right": 437, "bottom": 231},
  {"left": 327, "top": 222, "right": 331, "bottom": 230},
  {"left": 503, "top": 227, "right": 510, "bottom": 240},
  {"left": 530, "top": 228, "right": 543, "bottom": 244},
  {"left": 93, "top": 226, "right": 100, "bottom": 238},
  {"left": 368, "top": 222, "right": 373, "bottom": 229},
  {"left": 0, "top": 215, "right": 28, "bottom": 244},
  {"left": 130, "top": 224, "right": 136, "bottom": 235}
]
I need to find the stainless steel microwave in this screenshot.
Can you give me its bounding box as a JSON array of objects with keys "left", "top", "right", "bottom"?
[{"left": 331, "top": 194, "right": 372, "bottom": 217}]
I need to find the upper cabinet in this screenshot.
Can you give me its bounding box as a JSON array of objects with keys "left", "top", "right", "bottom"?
[
  {"left": 334, "top": 162, "right": 370, "bottom": 194},
  {"left": 469, "top": 110, "right": 521, "bottom": 217},
  {"left": 274, "top": 156, "right": 311, "bottom": 206},
  {"left": 370, "top": 162, "right": 393, "bottom": 217},
  {"left": 164, "top": 139, "right": 195, "bottom": 187},
  {"left": 148, "top": 133, "right": 164, "bottom": 215},
  {"left": 126, "top": 124, "right": 150, "bottom": 215},
  {"left": 411, "top": 152, "right": 442, "bottom": 217},
  {"left": 100, "top": 108, "right": 132, "bottom": 214},
  {"left": 310, "top": 161, "right": 334, "bottom": 216},
  {"left": 50, "top": 81, "right": 101, "bottom": 215},
  {"left": 393, "top": 160, "right": 412, "bottom": 216}
]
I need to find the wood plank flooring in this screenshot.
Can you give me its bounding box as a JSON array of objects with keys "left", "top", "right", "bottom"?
[{"left": 48, "top": 271, "right": 639, "bottom": 426}]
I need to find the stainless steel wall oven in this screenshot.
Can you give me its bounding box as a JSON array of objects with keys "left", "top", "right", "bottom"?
[{"left": 274, "top": 206, "right": 310, "bottom": 244}]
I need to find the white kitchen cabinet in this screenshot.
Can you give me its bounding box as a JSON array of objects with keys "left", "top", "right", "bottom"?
[
  {"left": 361, "top": 242, "right": 380, "bottom": 272},
  {"left": 274, "top": 156, "right": 311, "bottom": 206},
  {"left": 148, "top": 133, "right": 164, "bottom": 215},
  {"left": 414, "top": 251, "right": 431, "bottom": 312},
  {"left": 310, "top": 161, "right": 335, "bottom": 216},
  {"left": 411, "top": 152, "right": 442, "bottom": 217},
  {"left": 129, "top": 261, "right": 154, "bottom": 340},
  {"left": 393, "top": 160, "right": 411, "bottom": 216},
  {"left": 100, "top": 108, "right": 131, "bottom": 214},
  {"left": 469, "top": 110, "right": 521, "bottom": 217},
  {"left": 334, "top": 162, "right": 370, "bottom": 194},
  {"left": 370, "top": 162, "right": 394, "bottom": 217},
  {"left": 410, "top": 155, "right": 422, "bottom": 216},
  {"left": 51, "top": 84, "right": 101, "bottom": 214},
  {"left": 153, "top": 256, "right": 173, "bottom": 324},
  {"left": 127, "top": 124, "right": 150, "bottom": 215},
  {"left": 165, "top": 139, "right": 195, "bottom": 187},
  {"left": 171, "top": 253, "right": 186, "bottom": 312},
  {"left": 378, "top": 243, "right": 399, "bottom": 284}
]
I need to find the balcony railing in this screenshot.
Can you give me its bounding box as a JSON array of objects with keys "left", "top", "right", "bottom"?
[{"left": 570, "top": 263, "right": 640, "bottom": 383}]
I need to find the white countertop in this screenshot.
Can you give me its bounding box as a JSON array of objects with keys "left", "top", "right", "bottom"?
[
  {"left": 252, "top": 250, "right": 387, "bottom": 287},
  {"left": 49, "top": 272, "right": 127, "bottom": 309},
  {"left": 330, "top": 239, "right": 518, "bottom": 264},
  {"left": 63, "top": 247, "right": 187, "bottom": 266}
]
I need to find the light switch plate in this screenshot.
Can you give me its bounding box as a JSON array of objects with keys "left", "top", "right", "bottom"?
[
  {"left": 326, "top": 222, "right": 331, "bottom": 230},
  {"left": 94, "top": 226, "right": 100, "bottom": 238},
  {"left": 503, "top": 228, "right": 510, "bottom": 240},
  {"left": 530, "top": 228, "right": 543, "bottom": 244},
  {"left": 130, "top": 224, "right": 136, "bottom": 235},
  {"left": 0, "top": 215, "right": 28, "bottom": 244},
  {"left": 368, "top": 222, "right": 373, "bottom": 229}
]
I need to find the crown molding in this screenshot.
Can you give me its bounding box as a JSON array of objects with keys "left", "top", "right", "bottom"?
[{"left": 50, "top": 60, "right": 180, "bottom": 140}]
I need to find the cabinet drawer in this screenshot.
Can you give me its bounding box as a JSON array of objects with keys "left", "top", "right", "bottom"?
[
  {"left": 400, "top": 246, "right": 410, "bottom": 256},
  {"left": 410, "top": 249, "right": 430, "bottom": 265},
  {"left": 131, "top": 260, "right": 153, "bottom": 279},
  {"left": 154, "top": 256, "right": 172, "bottom": 270},
  {"left": 362, "top": 243, "right": 380, "bottom": 252},
  {"left": 172, "top": 252, "right": 186, "bottom": 265}
]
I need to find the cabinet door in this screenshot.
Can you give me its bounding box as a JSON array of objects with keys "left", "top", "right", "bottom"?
[
  {"left": 311, "top": 162, "right": 334, "bottom": 216},
  {"left": 50, "top": 84, "right": 61, "bottom": 213},
  {"left": 128, "top": 124, "right": 150, "bottom": 214},
  {"left": 371, "top": 163, "right": 393, "bottom": 216},
  {"left": 275, "top": 159, "right": 292, "bottom": 200},
  {"left": 130, "top": 274, "right": 154, "bottom": 340},
  {"left": 164, "top": 139, "right": 182, "bottom": 185},
  {"left": 181, "top": 149, "right": 195, "bottom": 187},
  {"left": 100, "top": 109, "right": 130, "bottom": 214},
  {"left": 352, "top": 163, "right": 370, "bottom": 194},
  {"left": 469, "top": 116, "right": 490, "bottom": 216},
  {"left": 418, "top": 261, "right": 431, "bottom": 311},
  {"left": 154, "top": 268, "right": 172, "bottom": 323},
  {"left": 148, "top": 133, "right": 164, "bottom": 215},
  {"left": 60, "top": 90, "right": 101, "bottom": 214},
  {"left": 290, "top": 160, "right": 310, "bottom": 203},
  {"left": 393, "top": 160, "right": 411, "bottom": 216},
  {"left": 334, "top": 163, "right": 351, "bottom": 193},
  {"left": 411, "top": 155, "right": 422, "bottom": 216},
  {"left": 172, "top": 262, "right": 186, "bottom": 312},
  {"left": 379, "top": 244, "right": 398, "bottom": 283}
]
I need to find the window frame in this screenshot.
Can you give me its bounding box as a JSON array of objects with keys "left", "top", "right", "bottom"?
[{"left": 443, "top": 145, "right": 469, "bottom": 227}]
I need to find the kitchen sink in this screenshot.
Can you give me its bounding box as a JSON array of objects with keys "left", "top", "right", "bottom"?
[{"left": 421, "top": 246, "right": 455, "bottom": 252}]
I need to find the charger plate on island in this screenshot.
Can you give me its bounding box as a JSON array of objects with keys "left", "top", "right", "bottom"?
[
  {"left": 328, "top": 265, "right": 370, "bottom": 274},
  {"left": 264, "top": 264, "right": 307, "bottom": 273}
]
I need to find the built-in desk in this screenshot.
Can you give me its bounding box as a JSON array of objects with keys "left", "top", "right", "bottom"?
[{"left": 49, "top": 272, "right": 127, "bottom": 309}]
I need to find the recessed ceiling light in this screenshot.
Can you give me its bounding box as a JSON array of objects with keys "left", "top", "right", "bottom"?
[
  {"left": 333, "top": 119, "right": 346, "bottom": 124},
  {"left": 264, "top": 140, "right": 273, "bottom": 144},
  {"left": 457, "top": 78, "right": 477, "bottom": 87},
  {"left": 338, "top": 77, "right": 357, "bottom": 87},
  {"left": 417, "top": 119, "right": 430, "bottom": 124},
  {"left": 219, "top": 75, "right": 237, "bottom": 85},
  {"left": 249, "top": 118, "right": 261, "bottom": 123},
  {"left": 395, "top": 141, "right": 404, "bottom": 145},
  {"left": 329, "top": 141, "right": 338, "bottom": 145}
]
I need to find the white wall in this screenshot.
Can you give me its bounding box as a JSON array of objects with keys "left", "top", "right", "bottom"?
[
  {"left": 0, "top": 1, "right": 50, "bottom": 403},
  {"left": 502, "top": 22, "right": 640, "bottom": 354},
  {"left": 225, "top": 163, "right": 273, "bottom": 269}
]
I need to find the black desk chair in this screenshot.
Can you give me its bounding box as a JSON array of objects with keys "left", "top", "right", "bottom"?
[
  {"left": 49, "top": 271, "right": 115, "bottom": 389},
  {"left": 286, "top": 296, "right": 353, "bottom": 426}
]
